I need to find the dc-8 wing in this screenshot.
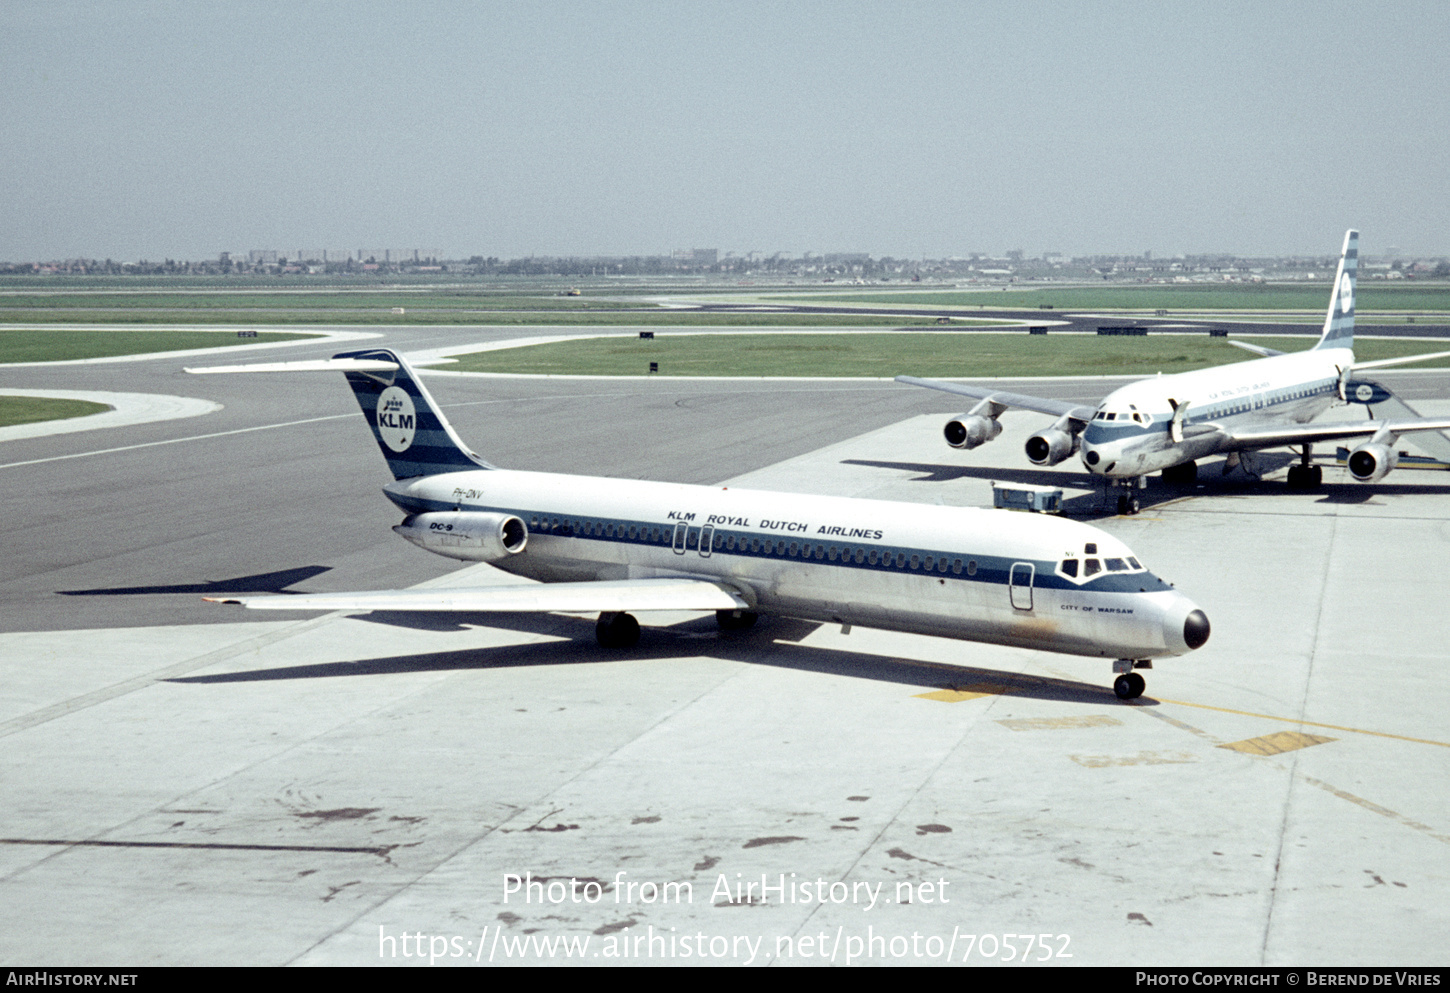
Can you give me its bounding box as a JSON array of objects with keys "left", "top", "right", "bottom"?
[
  {"left": 1216, "top": 416, "right": 1450, "bottom": 451},
  {"left": 894, "top": 375, "right": 1096, "bottom": 424}
]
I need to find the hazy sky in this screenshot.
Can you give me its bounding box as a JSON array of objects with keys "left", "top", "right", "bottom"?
[{"left": 4, "top": 1, "right": 1448, "bottom": 261}]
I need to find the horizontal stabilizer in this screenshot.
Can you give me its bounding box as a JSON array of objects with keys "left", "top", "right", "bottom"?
[
  {"left": 185, "top": 358, "right": 400, "bottom": 374},
  {"left": 205, "top": 577, "right": 752, "bottom": 614},
  {"left": 1226, "top": 340, "right": 1285, "bottom": 358}
]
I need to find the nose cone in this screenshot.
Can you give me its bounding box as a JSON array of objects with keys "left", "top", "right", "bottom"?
[
  {"left": 1183, "top": 609, "right": 1211, "bottom": 650},
  {"left": 1160, "top": 594, "right": 1210, "bottom": 656}
]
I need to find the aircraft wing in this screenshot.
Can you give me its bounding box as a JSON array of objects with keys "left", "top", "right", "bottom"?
[
  {"left": 205, "top": 577, "right": 753, "bottom": 614},
  {"left": 1215, "top": 416, "right": 1450, "bottom": 450},
  {"left": 895, "top": 376, "right": 1096, "bottom": 423}
]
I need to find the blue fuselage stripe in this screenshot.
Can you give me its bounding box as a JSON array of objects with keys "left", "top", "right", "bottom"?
[{"left": 385, "top": 492, "right": 1171, "bottom": 595}]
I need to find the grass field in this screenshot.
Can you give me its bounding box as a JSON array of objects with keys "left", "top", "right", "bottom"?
[
  {"left": 0, "top": 307, "right": 1001, "bottom": 328},
  {"left": 0, "top": 395, "right": 111, "bottom": 427},
  {"left": 0, "top": 292, "right": 626, "bottom": 312},
  {"left": 777, "top": 284, "right": 1450, "bottom": 312},
  {"left": 439, "top": 332, "right": 1450, "bottom": 378},
  {"left": 0, "top": 329, "right": 321, "bottom": 363}
]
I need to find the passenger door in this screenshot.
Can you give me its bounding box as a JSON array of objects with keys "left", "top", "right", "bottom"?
[{"left": 1009, "top": 562, "right": 1035, "bottom": 611}]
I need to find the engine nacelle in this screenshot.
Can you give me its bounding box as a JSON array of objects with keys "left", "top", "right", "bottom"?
[
  {"left": 944, "top": 414, "right": 1003, "bottom": 449},
  {"left": 1025, "top": 427, "right": 1080, "bottom": 466},
  {"left": 393, "top": 511, "right": 528, "bottom": 562},
  {"left": 1347, "top": 442, "right": 1399, "bottom": 483}
]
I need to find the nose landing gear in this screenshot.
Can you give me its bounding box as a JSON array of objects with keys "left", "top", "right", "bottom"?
[
  {"left": 1108, "top": 476, "right": 1146, "bottom": 515},
  {"left": 1112, "top": 659, "right": 1150, "bottom": 699}
]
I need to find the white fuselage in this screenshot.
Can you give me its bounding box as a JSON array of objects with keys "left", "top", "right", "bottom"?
[
  {"left": 382, "top": 469, "right": 1204, "bottom": 661},
  {"left": 1079, "top": 346, "right": 1350, "bottom": 477}
]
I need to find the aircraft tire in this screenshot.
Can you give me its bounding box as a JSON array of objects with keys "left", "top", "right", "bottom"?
[
  {"left": 1114, "top": 672, "right": 1145, "bottom": 700},
  {"left": 1162, "top": 461, "right": 1197, "bottom": 486},
  {"left": 1288, "top": 464, "right": 1323, "bottom": 490},
  {"left": 716, "top": 609, "right": 759, "bottom": 631},
  {"left": 596, "top": 611, "right": 641, "bottom": 649}
]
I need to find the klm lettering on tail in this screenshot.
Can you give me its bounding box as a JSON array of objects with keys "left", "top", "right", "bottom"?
[
  {"left": 335, "top": 349, "right": 491, "bottom": 479},
  {"left": 376, "top": 386, "right": 418, "bottom": 453}
]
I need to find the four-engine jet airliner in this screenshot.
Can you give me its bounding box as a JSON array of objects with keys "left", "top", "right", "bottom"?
[
  {"left": 188, "top": 349, "right": 1209, "bottom": 699},
  {"left": 899, "top": 231, "right": 1450, "bottom": 514}
]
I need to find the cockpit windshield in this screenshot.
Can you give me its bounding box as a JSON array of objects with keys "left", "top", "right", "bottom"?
[{"left": 1057, "top": 545, "right": 1148, "bottom": 582}]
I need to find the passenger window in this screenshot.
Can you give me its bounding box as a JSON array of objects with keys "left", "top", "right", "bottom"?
[
  {"left": 967, "top": 560, "right": 977, "bottom": 575},
  {"left": 952, "top": 558, "right": 962, "bottom": 574},
  {"left": 1084, "top": 558, "right": 1101, "bottom": 577},
  {"left": 869, "top": 549, "right": 880, "bottom": 565},
  {"left": 789, "top": 542, "right": 799, "bottom": 557},
  {"left": 854, "top": 548, "right": 865, "bottom": 564},
  {"left": 897, "top": 553, "right": 908, "bottom": 568},
  {"left": 1061, "top": 559, "right": 1079, "bottom": 577},
  {"left": 910, "top": 555, "right": 920, "bottom": 569},
  {"left": 815, "top": 546, "right": 825, "bottom": 560},
  {"left": 775, "top": 540, "right": 786, "bottom": 555}
]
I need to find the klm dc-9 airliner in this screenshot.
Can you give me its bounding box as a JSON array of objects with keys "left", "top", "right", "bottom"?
[{"left": 189, "top": 349, "right": 1209, "bottom": 700}]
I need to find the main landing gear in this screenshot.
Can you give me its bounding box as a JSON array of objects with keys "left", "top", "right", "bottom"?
[
  {"left": 597, "top": 609, "right": 761, "bottom": 648},
  {"left": 1112, "top": 659, "right": 1150, "bottom": 700},
  {"left": 595, "top": 611, "right": 640, "bottom": 649},
  {"left": 1160, "top": 460, "right": 1198, "bottom": 487},
  {"left": 716, "top": 609, "right": 759, "bottom": 631},
  {"left": 1286, "top": 445, "right": 1322, "bottom": 490}
]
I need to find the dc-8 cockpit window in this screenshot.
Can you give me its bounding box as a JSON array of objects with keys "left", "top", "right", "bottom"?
[{"left": 1060, "top": 558, "right": 1079, "bottom": 578}]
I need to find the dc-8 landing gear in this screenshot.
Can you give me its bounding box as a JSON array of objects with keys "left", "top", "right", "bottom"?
[
  {"left": 1112, "top": 477, "right": 1145, "bottom": 515},
  {"left": 1112, "top": 659, "right": 1150, "bottom": 700},
  {"left": 1286, "top": 445, "right": 1322, "bottom": 490}
]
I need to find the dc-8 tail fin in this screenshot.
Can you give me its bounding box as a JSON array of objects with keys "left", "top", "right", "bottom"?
[
  {"left": 332, "top": 348, "right": 492, "bottom": 480},
  {"left": 1313, "top": 229, "right": 1358, "bottom": 351}
]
